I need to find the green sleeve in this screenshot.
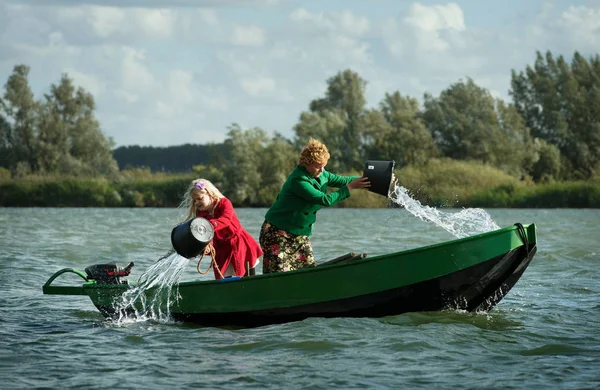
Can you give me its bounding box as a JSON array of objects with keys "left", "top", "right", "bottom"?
[
  {"left": 290, "top": 176, "right": 351, "bottom": 207},
  {"left": 326, "top": 171, "right": 359, "bottom": 188}
]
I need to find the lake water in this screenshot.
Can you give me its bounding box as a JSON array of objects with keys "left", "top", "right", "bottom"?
[{"left": 1, "top": 207, "right": 599, "bottom": 389}]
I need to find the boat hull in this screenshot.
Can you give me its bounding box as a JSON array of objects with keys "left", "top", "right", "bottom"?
[
  {"left": 68, "top": 223, "right": 537, "bottom": 328},
  {"left": 171, "top": 246, "right": 536, "bottom": 327}
]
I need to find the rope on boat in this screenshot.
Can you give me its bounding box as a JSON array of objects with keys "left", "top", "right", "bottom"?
[
  {"left": 196, "top": 243, "right": 224, "bottom": 279},
  {"left": 514, "top": 223, "right": 531, "bottom": 258},
  {"left": 156, "top": 244, "right": 224, "bottom": 279}
]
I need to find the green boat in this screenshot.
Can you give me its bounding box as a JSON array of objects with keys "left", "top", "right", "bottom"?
[{"left": 43, "top": 223, "right": 537, "bottom": 328}]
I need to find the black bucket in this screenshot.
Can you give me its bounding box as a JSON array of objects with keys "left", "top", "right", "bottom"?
[
  {"left": 363, "top": 160, "right": 395, "bottom": 197},
  {"left": 171, "top": 217, "right": 215, "bottom": 259}
]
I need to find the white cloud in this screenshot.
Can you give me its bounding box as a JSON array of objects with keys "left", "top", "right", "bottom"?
[
  {"left": 156, "top": 100, "right": 177, "bottom": 117},
  {"left": 66, "top": 68, "right": 107, "bottom": 97},
  {"left": 285, "top": 8, "right": 373, "bottom": 72},
  {"left": 168, "top": 70, "right": 194, "bottom": 105},
  {"left": 337, "top": 10, "right": 370, "bottom": 36},
  {"left": 179, "top": 8, "right": 219, "bottom": 30},
  {"left": 216, "top": 51, "right": 254, "bottom": 75},
  {"left": 86, "top": 6, "right": 176, "bottom": 40},
  {"left": 240, "top": 76, "right": 276, "bottom": 96},
  {"left": 381, "top": 18, "right": 404, "bottom": 57},
  {"left": 156, "top": 70, "right": 195, "bottom": 117},
  {"left": 290, "top": 8, "right": 370, "bottom": 37},
  {"left": 2, "top": 1, "right": 599, "bottom": 147},
  {"left": 114, "top": 89, "right": 139, "bottom": 103},
  {"left": 120, "top": 46, "right": 155, "bottom": 93},
  {"left": 405, "top": 3, "right": 465, "bottom": 32},
  {"left": 328, "top": 35, "right": 372, "bottom": 66},
  {"left": 404, "top": 2, "right": 466, "bottom": 53},
  {"left": 136, "top": 9, "right": 175, "bottom": 38},
  {"left": 8, "top": 0, "right": 282, "bottom": 7},
  {"left": 51, "top": 5, "right": 177, "bottom": 43},
  {"left": 231, "top": 25, "right": 266, "bottom": 46},
  {"left": 558, "top": 6, "right": 600, "bottom": 51},
  {"left": 89, "top": 7, "right": 126, "bottom": 37},
  {"left": 197, "top": 86, "right": 229, "bottom": 111}
]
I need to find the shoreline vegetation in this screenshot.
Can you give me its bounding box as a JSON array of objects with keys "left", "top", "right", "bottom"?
[
  {"left": 1, "top": 159, "right": 598, "bottom": 208},
  {"left": 2, "top": 50, "right": 599, "bottom": 208}
]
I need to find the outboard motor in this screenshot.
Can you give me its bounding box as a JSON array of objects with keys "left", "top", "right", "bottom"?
[{"left": 84, "top": 262, "right": 134, "bottom": 284}]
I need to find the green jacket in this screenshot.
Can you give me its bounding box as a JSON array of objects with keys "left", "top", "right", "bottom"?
[{"left": 265, "top": 165, "right": 358, "bottom": 236}]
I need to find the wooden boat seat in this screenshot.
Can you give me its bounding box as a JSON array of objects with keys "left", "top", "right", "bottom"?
[{"left": 318, "top": 252, "right": 367, "bottom": 267}]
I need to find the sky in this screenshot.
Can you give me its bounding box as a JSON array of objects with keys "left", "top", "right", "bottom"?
[{"left": 1, "top": 0, "right": 599, "bottom": 147}]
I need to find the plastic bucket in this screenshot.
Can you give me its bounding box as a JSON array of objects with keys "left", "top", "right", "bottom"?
[
  {"left": 363, "top": 160, "right": 395, "bottom": 197},
  {"left": 171, "top": 217, "right": 215, "bottom": 258}
]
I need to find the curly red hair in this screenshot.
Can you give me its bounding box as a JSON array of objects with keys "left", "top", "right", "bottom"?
[{"left": 298, "top": 138, "right": 330, "bottom": 166}]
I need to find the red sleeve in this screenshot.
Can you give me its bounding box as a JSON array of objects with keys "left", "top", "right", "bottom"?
[{"left": 208, "top": 198, "right": 235, "bottom": 232}]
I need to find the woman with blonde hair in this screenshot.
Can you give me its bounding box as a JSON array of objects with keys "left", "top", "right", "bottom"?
[
  {"left": 180, "top": 178, "right": 262, "bottom": 279},
  {"left": 259, "top": 138, "right": 370, "bottom": 274}
]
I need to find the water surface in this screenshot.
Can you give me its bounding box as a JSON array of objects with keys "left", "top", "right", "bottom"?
[{"left": 1, "top": 208, "right": 599, "bottom": 389}]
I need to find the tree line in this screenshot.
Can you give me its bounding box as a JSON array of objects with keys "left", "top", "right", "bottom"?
[
  {"left": 1, "top": 50, "right": 599, "bottom": 207},
  {"left": 0, "top": 65, "right": 118, "bottom": 178},
  {"left": 112, "top": 143, "right": 229, "bottom": 172}
]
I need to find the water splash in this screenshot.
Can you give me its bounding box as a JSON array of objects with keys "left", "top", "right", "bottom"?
[
  {"left": 390, "top": 184, "right": 500, "bottom": 238},
  {"left": 113, "top": 252, "right": 189, "bottom": 324}
]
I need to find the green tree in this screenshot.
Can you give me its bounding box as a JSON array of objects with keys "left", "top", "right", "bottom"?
[
  {"left": 296, "top": 69, "right": 368, "bottom": 171},
  {"left": 423, "top": 78, "right": 497, "bottom": 162},
  {"left": 360, "top": 108, "right": 394, "bottom": 162},
  {"left": 0, "top": 113, "right": 11, "bottom": 168},
  {"left": 376, "top": 91, "right": 437, "bottom": 167},
  {"left": 221, "top": 124, "right": 269, "bottom": 205},
  {"left": 0, "top": 65, "right": 39, "bottom": 175},
  {"left": 494, "top": 100, "right": 536, "bottom": 177},
  {"left": 36, "top": 100, "right": 68, "bottom": 174},
  {"left": 294, "top": 110, "right": 346, "bottom": 172},
  {"left": 42, "top": 74, "right": 118, "bottom": 177},
  {"left": 191, "top": 164, "right": 225, "bottom": 187},
  {"left": 256, "top": 133, "right": 297, "bottom": 204},
  {"left": 422, "top": 78, "right": 532, "bottom": 177},
  {"left": 221, "top": 125, "right": 298, "bottom": 206},
  {"left": 0, "top": 65, "right": 119, "bottom": 177},
  {"left": 530, "top": 138, "right": 561, "bottom": 182},
  {"left": 510, "top": 51, "right": 600, "bottom": 179},
  {"left": 112, "top": 143, "right": 229, "bottom": 172}
]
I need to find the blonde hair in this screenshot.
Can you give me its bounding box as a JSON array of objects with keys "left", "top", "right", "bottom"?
[
  {"left": 298, "top": 138, "right": 330, "bottom": 166},
  {"left": 179, "top": 178, "right": 225, "bottom": 221}
]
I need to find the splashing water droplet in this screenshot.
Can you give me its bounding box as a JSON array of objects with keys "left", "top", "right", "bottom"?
[
  {"left": 389, "top": 184, "right": 500, "bottom": 238},
  {"left": 112, "top": 252, "right": 189, "bottom": 324}
]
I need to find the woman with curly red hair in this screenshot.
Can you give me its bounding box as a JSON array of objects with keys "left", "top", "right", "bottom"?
[{"left": 259, "top": 138, "right": 370, "bottom": 274}]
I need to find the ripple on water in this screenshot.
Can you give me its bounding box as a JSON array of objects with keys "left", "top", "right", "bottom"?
[
  {"left": 2, "top": 208, "right": 600, "bottom": 390},
  {"left": 380, "top": 310, "right": 524, "bottom": 331},
  {"left": 519, "top": 344, "right": 588, "bottom": 356}
]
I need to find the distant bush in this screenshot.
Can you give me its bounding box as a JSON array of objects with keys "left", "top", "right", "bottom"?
[
  {"left": 396, "top": 158, "right": 522, "bottom": 207},
  {"left": 467, "top": 181, "right": 600, "bottom": 207},
  {"left": 113, "top": 175, "right": 194, "bottom": 207},
  {"left": 0, "top": 164, "right": 598, "bottom": 208},
  {"left": 0, "top": 177, "right": 119, "bottom": 207},
  {"left": 0, "top": 174, "right": 195, "bottom": 207},
  {"left": 0, "top": 167, "right": 10, "bottom": 180}
]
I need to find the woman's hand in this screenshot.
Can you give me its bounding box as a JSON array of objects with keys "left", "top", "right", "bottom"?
[{"left": 348, "top": 176, "right": 371, "bottom": 190}]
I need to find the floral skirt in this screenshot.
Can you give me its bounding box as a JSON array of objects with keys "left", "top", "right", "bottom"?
[{"left": 259, "top": 220, "right": 316, "bottom": 274}]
